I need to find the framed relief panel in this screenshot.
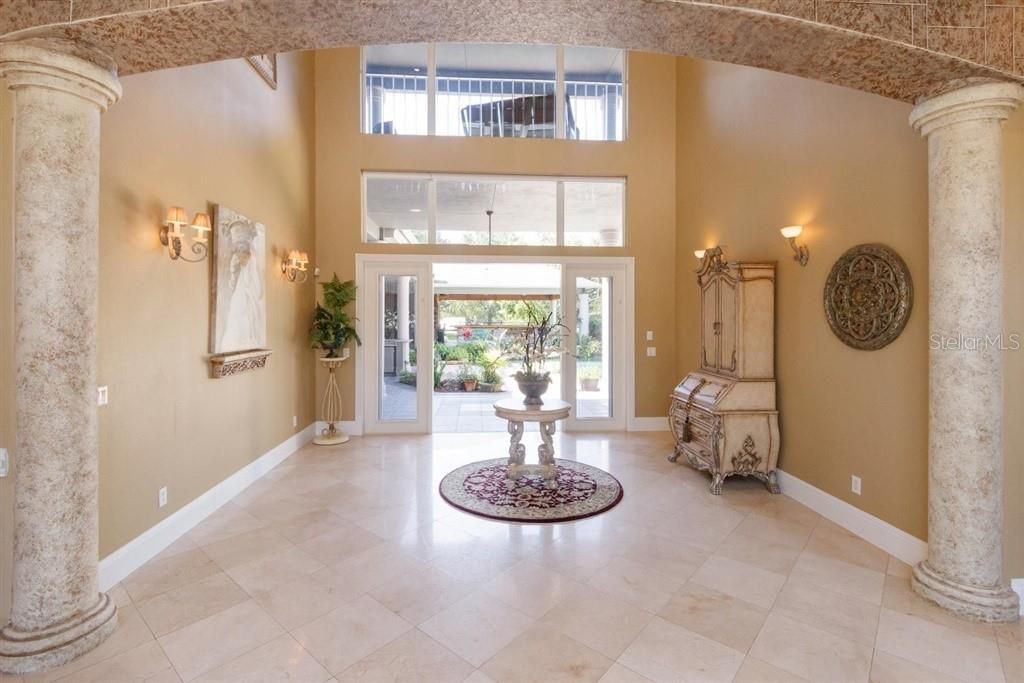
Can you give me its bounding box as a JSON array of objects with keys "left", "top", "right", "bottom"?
[{"left": 210, "top": 205, "right": 268, "bottom": 354}]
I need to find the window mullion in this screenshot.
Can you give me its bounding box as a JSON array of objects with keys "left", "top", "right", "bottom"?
[
  {"left": 427, "top": 178, "right": 438, "bottom": 244},
  {"left": 555, "top": 46, "right": 566, "bottom": 140},
  {"left": 556, "top": 180, "right": 565, "bottom": 246},
  {"left": 427, "top": 43, "right": 437, "bottom": 136}
]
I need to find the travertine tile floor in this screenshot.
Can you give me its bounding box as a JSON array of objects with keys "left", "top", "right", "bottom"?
[{"left": 5, "top": 432, "right": 1022, "bottom": 682}]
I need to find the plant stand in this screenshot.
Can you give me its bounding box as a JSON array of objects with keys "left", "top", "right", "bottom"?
[{"left": 315, "top": 350, "right": 350, "bottom": 445}]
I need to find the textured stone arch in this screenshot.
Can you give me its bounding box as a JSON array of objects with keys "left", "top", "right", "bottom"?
[{"left": 1, "top": 0, "right": 1022, "bottom": 102}]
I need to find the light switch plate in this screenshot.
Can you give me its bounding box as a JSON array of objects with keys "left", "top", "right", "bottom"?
[
  {"left": 0, "top": 448, "right": 8, "bottom": 477},
  {"left": 646, "top": 330, "right": 654, "bottom": 341},
  {"left": 646, "top": 347, "right": 657, "bottom": 357},
  {"left": 97, "top": 385, "right": 109, "bottom": 406}
]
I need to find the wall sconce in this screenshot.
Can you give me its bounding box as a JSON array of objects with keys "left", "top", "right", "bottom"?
[
  {"left": 281, "top": 250, "right": 310, "bottom": 282},
  {"left": 780, "top": 225, "right": 809, "bottom": 266},
  {"left": 160, "top": 206, "right": 210, "bottom": 262}
]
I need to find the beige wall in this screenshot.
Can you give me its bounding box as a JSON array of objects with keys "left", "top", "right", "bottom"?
[
  {"left": 314, "top": 48, "right": 678, "bottom": 420},
  {"left": 675, "top": 58, "right": 932, "bottom": 540},
  {"left": 0, "top": 79, "right": 14, "bottom": 624},
  {"left": 1003, "top": 109, "right": 1024, "bottom": 578},
  {"left": 94, "top": 52, "right": 317, "bottom": 556}
]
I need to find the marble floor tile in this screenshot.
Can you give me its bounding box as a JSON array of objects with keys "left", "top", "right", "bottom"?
[
  {"left": 295, "top": 521, "right": 385, "bottom": 566},
  {"left": 803, "top": 519, "right": 889, "bottom": 573},
  {"left": 136, "top": 572, "right": 249, "bottom": 637},
  {"left": 596, "top": 663, "right": 653, "bottom": 683},
  {"left": 658, "top": 581, "right": 769, "bottom": 653},
  {"left": 540, "top": 583, "right": 652, "bottom": 659},
  {"left": 481, "top": 624, "right": 613, "bottom": 683},
  {"left": 54, "top": 641, "right": 173, "bottom": 683},
  {"left": 482, "top": 559, "right": 582, "bottom": 618},
  {"left": 251, "top": 569, "right": 354, "bottom": 631},
  {"left": 731, "top": 656, "right": 808, "bottom": 682},
  {"left": 788, "top": 549, "right": 885, "bottom": 605},
  {"left": 690, "top": 555, "right": 786, "bottom": 610},
  {"left": 157, "top": 600, "right": 283, "bottom": 681},
  {"left": 268, "top": 508, "right": 349, "bottom": 544},
  {"left": 192, "top": 633, "right": 331, "bottom": 683},
  {"left": 618, "top": 616, "right": 745, "bottom": 683},
  {"left": 123, "top": 548, "right": 221, "bottom": 604},
  {"left": 292, "top": 595, "right": 413, "bottom": 675},
  {"left": 224, "top": 545, "right": 325, "bottom": 595},
  {"left": 201, "top": 527, "right": 294, "bottom": 572},
  {"left": 748, "top": 612, "right": 872, "bottom": 683},
  {"left": 881, "top": 574, "right": 995, "bottom": 640},
  {"left": 333, "top": 629, "right": 474, "bottom": 683},
  {"left": 419, "top": 590, "right": 534, "bottom": 667},
  {"left": 75, "top": 433, "right": 1004, "bottom": 682},
  {"left": 714, "top": 528, "right": 803, "bottom": 575},
  {"left": 875, "top": 608, "right": 1005, "bottom": 683},
  {"left": 772, "top": 579, "right": 880, "bottom": 646},
  {"left": 868, "top": 650, "right": 963, "bottom": 683},
  {"left": 368, "top": 564, "right": 475, "bottom": 624},
  {"left": 585, "top": 557, "right": 681, "bottom": 613}
]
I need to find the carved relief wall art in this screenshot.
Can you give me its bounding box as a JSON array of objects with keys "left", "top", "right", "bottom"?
[{"left": 824, "top": 243, "right": 913, "bottom": 350}]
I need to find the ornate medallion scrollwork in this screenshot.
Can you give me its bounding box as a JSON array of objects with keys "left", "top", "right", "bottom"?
[
  {"left": 824, "top": 243, "right": 913, "bottom": 350},
  {"left": 731, "top": 435, "right": 761, "bottom": 473}
]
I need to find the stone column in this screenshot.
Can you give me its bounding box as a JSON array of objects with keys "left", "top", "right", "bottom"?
[
  {"left": 0, "top": 40, "right": 122, "bottom": 673},
  {"left": 909, "top": 81, "right": 1024, "bottom": 623}
]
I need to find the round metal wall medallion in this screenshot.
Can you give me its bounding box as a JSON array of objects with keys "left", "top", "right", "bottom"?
[{"left": 824, "top": 243, "right": 913, "bottom": 350}]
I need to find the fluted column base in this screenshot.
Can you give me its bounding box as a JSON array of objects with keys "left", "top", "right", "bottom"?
[
  {"left": 0, "top": 594, "right": 117, "bottom": 674},
  {"left": 912, "top": 560, "right": 1020, "bottom": 623}
]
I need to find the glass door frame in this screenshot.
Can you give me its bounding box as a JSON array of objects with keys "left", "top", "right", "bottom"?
[
  {"left": 354, "top": 254, "right": 634, "bottom": 435},
  {"left": 562, "top": 263, "right": 628, "bottom": 431},
  {"left": 360, "top": 261, "right": 434, "bottom": 434}
]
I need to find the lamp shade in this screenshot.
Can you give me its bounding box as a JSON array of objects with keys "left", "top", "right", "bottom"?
[
  {"left": 780, "top": 225, "right": 803, "bottom": 239},
  {"left": 166, "top": 206, "right": 187, "bottom": 225},
  {"left": 694, "top": 249, "right": 706, "bottom": 259},
  {"left": 191, "top": 212, "right": 211, "bottom": 231}
]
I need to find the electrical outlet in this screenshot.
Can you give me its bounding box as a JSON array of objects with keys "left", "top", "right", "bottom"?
[
  {"left": 851, "top": 475, "right": 862, "bottom": 496},
  {"left": 293, "top": 415, "right": 298, "bottom": 428},
  {"left": 97, "top": 385, "right": 109, "bottom": 406},
  {"left": 158, "top": 487, "right": 168, "bottom": 508},
  {"left": 646, "top": 346, "right": 657, "bottom": 357}
]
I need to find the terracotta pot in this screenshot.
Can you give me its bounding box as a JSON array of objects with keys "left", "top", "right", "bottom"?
[
  {"left": 463, "top": 379, "right": 478, "bottom": 392},
  {"left": 580, "top": 377, "right": 600, "bottom": 392}
]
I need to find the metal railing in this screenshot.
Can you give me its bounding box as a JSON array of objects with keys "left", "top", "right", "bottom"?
[{"left": 364, "top": 74, "right": 624, "bottom": 141}]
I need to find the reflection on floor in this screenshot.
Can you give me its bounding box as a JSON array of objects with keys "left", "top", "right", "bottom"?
[
  {"left": 382, "top": 375, "right": 609, "bottom": 432},
  {"left": 51, "top": 432, "right": 1019, "bottom": 683}
]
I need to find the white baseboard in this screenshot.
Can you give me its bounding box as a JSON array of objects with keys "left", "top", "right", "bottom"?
[
  {"left": 775, "top": 469, "right": 928, "bottom": 567},
  {"left": 1012, "top": 578, "right": 1024, "bottom": 615},
  {"left": 315, "top": 420, "right": 362, "bottom": 437},
  {"left": 628, "top": 416, "right": 669, "bottom": 432},
  {"left": 98, "top": 423, "right": 316, "bottom": 591}
]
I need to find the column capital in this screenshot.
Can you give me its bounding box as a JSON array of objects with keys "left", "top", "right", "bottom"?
[
  {"left": 910, "top": 81, "right": 1024, "bottom": 138},
  {"left": 0, "top": 39, "right": 121, "bottom": 111}
]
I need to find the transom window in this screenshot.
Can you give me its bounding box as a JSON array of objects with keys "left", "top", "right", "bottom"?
[
  {"left": 362, "top": 44, "right": 625, "bottom": 141},
  {"left": 364, "top": 172, "right": 625, "bottom": 247}
]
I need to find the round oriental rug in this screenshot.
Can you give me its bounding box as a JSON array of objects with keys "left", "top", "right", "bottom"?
[{"left": 439, "top": 458, "right": 623, "bottom": 522}]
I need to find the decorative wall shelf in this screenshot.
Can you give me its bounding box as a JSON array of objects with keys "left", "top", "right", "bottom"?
[{"left": 208, "top": 349, "right": 272, "bottom": 378}]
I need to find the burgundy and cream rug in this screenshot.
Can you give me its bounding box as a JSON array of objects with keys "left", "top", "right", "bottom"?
[{"left": 439, "top": 458, "right": 623, "bottom": 522}]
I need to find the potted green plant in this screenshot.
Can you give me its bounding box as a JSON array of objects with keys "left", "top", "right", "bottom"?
[
  {"left": 478, "top": 348, "right": 506, "bottom": 392},
  {"left": 510, "top": 305, "right": 568, "bottom": 405},
  {"left": 578, "top": 365, "right": 601, "bottom": 392},
  {"left": 458, "top": 364, "right": 480, "bottom": 392},
  {"left": 310, "top": 274, "right": 361, "bottom": 357},
  {"left": 309, "top": 274, "right": 361, "bottom": 446}
]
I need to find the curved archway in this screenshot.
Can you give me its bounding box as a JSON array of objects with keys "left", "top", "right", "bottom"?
[{"left": 2, "top": 0, "right": 1021, "bottom": 102}]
